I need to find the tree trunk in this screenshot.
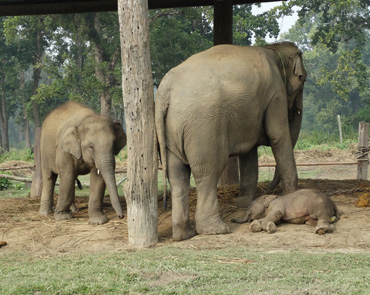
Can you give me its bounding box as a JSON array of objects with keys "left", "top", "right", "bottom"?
[
  {"left": 118, "top": 0, "right": 158, "bottom": 247},
  {"left": 94, "top": 13, "right": 112, "bottom": 116},
  {"left": 20, "top": 71, "right": 32, "bottom": 149},
  {"left": 32, "top": 28, "right": 42, "bottom": 129},
  {"left": 0, "top": 74, "right": 9, "bottom": 152},
  {"left": 30, "top": 127, "right": 42, "bottom": 200},
  {"left": 24, "top": 108, "right": 32, "bottom": 149}
]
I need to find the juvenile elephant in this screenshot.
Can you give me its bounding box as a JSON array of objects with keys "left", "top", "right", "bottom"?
[
  {"left": 39, "top": 101, "right": 126, "bottom": 224},
  {"left": 155, "top": 42, "right": 306, "bottom": 241},
  {"left": 232, "top": 189, "right": 340, "bottom": 235}
]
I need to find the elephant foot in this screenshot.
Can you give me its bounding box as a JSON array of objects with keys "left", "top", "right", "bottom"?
[
  {"left": 265, "top": 222, "right": 277, "bottom": 234},
  {"left": 235, "top": 195, "right": 253, "bottom": 209},
  {"left": 315, "top": 224, "right": 334, "bottom": 235},
  {"left": 196, "top": 219, "right": 230, "bottom": 236},
  {"left": 89, "top": 213, "right": 109, "bottom": 225},
  {"left": 69, "top": 203, "right": 79, "bottom": 213},
  {"left": 54, "top": 211, "right": 72, "bottom": 221},
  {"left": 39, "top": 206, "right": 53, "bottom": 216},
  {"left": 250, "top": 220, "right": 262, "bottom": 232},
  {"left": 173, "top": 227, "right": 197, "bottom": 241}
]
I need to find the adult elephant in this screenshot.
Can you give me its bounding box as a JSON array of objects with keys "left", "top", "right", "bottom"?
[
  {"left": 39, "top": 101, "right": 126, "bottom": 224},
  {"left": 155, "top": 42, "right": 306, "bottom": 241},
  {"left": 240, "top": 42, "right": 305, "bottom": 206}
]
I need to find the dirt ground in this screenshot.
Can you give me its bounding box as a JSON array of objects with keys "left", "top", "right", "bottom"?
[{"left": 1, "top": 147, "right": 370, "bottom": 255}]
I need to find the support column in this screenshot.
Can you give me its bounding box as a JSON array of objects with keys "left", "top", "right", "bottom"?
[
  {"left": 118, "top": 0, "right": 158, "bottom": 247},
  {"left": 214, "top": 0, "right": 233, "bottom": 45}
]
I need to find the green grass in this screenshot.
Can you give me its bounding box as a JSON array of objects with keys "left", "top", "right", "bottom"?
[
  {"left": 1, "top": 247, "right": 369, "bottom": 294},
  {"left": 0, "top": 148, "right": 34, "bottom": 163}
]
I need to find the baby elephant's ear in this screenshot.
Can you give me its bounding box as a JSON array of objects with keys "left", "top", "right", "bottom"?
[
  {"left": 57, "top": 126, "right": 82, "bottom": 159},
  {"left": 113, "top": 121, "right": 127, "bottom": 155}
]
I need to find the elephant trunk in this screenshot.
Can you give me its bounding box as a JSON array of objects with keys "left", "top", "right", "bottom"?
[
  {"left": 97, "top": 157, "right": 124, "bottom": 219},
  {"left": 269, "top": 89, "right": 303, "bottom": 191}
]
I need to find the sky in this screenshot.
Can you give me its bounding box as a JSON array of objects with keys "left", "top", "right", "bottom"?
[{"left": 252, "top": 1, "right": 299, "bottom": 41}]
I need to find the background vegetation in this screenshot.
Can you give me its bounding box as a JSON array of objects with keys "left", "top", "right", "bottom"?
[
  {"left": 1, "top": 3, "right": 369, "bottom": 293},
  {"left": 1, "top": 0, "right": 369, "bottom": 153}
]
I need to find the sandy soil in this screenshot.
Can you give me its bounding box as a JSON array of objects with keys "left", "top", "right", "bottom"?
[{"left": 1, "top": 147, "right": 370, "bottom": 255}]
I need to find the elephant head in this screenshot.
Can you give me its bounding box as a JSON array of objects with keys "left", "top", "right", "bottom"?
[
  {"left": 232, "top": 194, "right": 277, "bottom": 224},
  {"left": 57, "top": 115, "right": 126, "bottom": 218},
  {"left": 267, "top": 42, "right": 306, "bottom": 110}
]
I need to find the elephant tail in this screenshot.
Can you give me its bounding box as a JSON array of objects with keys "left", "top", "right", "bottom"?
[
  {"left": 155, "top": 92, "right": 170, "bottom": 210},
  {"left": 330, "top": 200, "right": 340, "bottom": 224}
]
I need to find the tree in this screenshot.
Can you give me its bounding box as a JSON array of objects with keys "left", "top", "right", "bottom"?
[
  {"left": 118, "top": 0, "right": 158, "bottom": 247},
  {"left": 278, "top": 1, "right": 370, "bottom": 134},
  {"left": 149, "top": 7, "right": 213, "bottom": 85},
  {"left": 233, "top": 4, "right": 279, "bottom": 46},
  {"left": 0, "top": 17, "right": 22, "bottom": 152},
  {"left": 4, "top": 16, "right": 55, "bottom": 131}
]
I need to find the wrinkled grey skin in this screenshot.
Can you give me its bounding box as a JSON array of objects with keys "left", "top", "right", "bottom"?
[
  {"left": 232, "top": 189, "right": 340, "bottom": 235},
  {"left": 39, "top": 102, "right": 126, "bottom": 224},
  {"left": 239, "top": 42, "right": 305, "bottom": 205},
  {"left": 155, "top": 42, "right": 306, "bottom": 241}
]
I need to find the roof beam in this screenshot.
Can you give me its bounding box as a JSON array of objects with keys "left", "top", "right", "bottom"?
[{"left": 0, "top": 0, "right": 276, "bottom": 16}]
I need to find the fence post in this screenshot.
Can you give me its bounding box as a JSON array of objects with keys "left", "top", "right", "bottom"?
[
  {"left": 357, "top": 122, "right": 369, "bottom": 180},
  {"left": 337, "top": 115, "right": 343, "bottom": 143}
]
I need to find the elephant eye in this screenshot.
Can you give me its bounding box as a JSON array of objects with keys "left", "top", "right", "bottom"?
[{"left": 88, "top": 144, "right": 94, "bottom": 150}]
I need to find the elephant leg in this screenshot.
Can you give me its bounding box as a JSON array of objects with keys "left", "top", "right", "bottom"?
[
  {"left": 39, "top": 170, "right": 57, "bottom": 215},
  {"left": 269, "top": 167, "right": 281, "bottom": 191},
  {"left": 54, "top": 171, "right": 76, "bottom": 220},
  {"left": 238, "top": 147, "right": 258, "bottom": 208},
  {"left": 88, "top": 168, "right": 109, "bottom": 225},
  {"left": 265, "top": 105, "right": 298, "bottom": 194},
  {"left": 193, "top": 169, "right": 230, "bottom": 236},
  {"left": 259, "top": 204, "right": 285, "bottom": 234},
  {"left": 312, "top": 206, "right": 335, "bottom": 235},
  {"left": 167, "top": 151, "right": 196, "bottom": 241}
]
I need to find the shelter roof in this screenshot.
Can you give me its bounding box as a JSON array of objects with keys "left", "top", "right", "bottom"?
[{"left": 0, "top": 0, "right": 274, "bottom": 16}]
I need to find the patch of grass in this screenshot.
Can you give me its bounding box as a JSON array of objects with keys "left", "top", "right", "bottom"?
[
  {"left": 0, "top": 148, "right": 34, "bottom": 163},
  {"left": 1, "top": 247, "right": 369, "bottom": 294},
  {"left": 0, "top": 183, "right": 31, "bottom": 199}
]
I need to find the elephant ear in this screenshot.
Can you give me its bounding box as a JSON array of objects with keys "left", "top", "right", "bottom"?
[
  {"left": 287, "top": 54, "right": 305, "bottom": 97},
  {"left": 113, "top": 121, "right": 127, "bottom": 155},
  {"left": 57, "top": 126, "right": 82, "bottom": 159},
  {"left": 262, "top": 195, "right": 277, "bottom": 207},
  {"left": 293, "top": 54, "right": 304, "bottom": 78}
]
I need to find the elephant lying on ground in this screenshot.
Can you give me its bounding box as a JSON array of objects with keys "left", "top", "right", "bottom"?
[
  {"left": 155, "top": 42, "right": 306, "bottom": 241},
  {"left": 232, "top": 189, "right": 340, "bottom": 235},
  {"left": 39, "top": 101, "right": 126, "bottom": 224}
]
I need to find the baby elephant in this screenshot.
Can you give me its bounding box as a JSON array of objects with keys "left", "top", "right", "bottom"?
[{"left": 232, "top": 189, "right": 339, "bottom": 235}]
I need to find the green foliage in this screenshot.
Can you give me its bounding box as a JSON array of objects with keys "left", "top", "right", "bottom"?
[
  {"left": 0, "top": 148, "right": 34, "bottom": 162},
  {"left": 233, "top": 5, "right": 279, "bottom": 46},
  {"left": 278, "top": 1, "right": 370, "bottom": 134},
  {"left": 0, "top": 177, "right": 11, "bottom": 190},
  {"left": 296, "top": 130, "right": 356, "bottom": 150},
  {"left": 149, "top": 8, "right": 213, "bottom": 85},
  {"left": 2, "top": 3, "right": 370, "bottom": 148}
]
